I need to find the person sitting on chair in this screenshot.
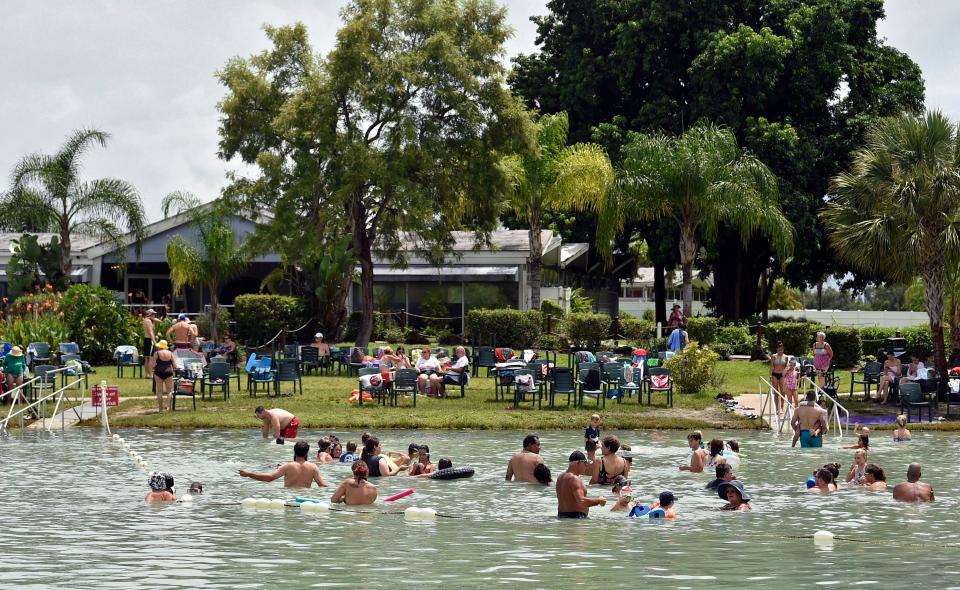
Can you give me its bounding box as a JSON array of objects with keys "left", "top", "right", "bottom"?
[
  {"left": 441, "top": 346, "right": 470, "bottom": 395},
  {"left": 415, "top": 347, "right": 444, "bottom": 397}
]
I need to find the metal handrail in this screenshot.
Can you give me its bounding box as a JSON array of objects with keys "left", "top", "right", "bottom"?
[
  {"left": 0, "top": 379, "right": 80, "bottom": 433},
  {"left": 757, "top": 376, "right": 796, "bottom": 434},
  {"left": 1, "top": 366, "right": 84, "bottom": 434},
  {"left": 800, "top": 376, "right": 850, "bottom": 438}
]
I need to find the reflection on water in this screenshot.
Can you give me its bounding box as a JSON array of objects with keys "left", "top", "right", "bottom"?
[{"left": 3, "top": 427, "right": 960, "bottom": 588}]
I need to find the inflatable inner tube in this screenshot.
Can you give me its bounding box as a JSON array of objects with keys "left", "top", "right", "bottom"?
[{"left": 429, "top": 467, "right": 475, "bottom": 480}]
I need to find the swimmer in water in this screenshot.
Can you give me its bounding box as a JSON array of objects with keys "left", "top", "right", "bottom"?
[
  {"left": 331, "top": 460, "right": 378, "bottom": 505},
  {"left": 706, "top": 463, "right": 736, "bottom": 491},
  {"left": 556, "top": 451, "right": 606, "bottom": 518},
  {"left": 679, "top": 431, "right": 708, "bottom": 472},
  {"left": 239, "top": 441, "right": 328, "bottom": 489},
  {"left": 842, "top": 433, "right": 869, "bottom": 451},
  {"left": 807, "top": 468, "right": 837, "bottom": 493},
  {"left": 534, "top": 463, "right": 553, "bottom": 485},
  {"left": 386, "top": 443, "right": 419, "bottom": 469},
  {"left": 859, "top": 463, "right": 887, "bottom": 491},
  {"left": 846, "top": 449, "right": 868, "bottom": 485},
  {"left": 145, "top": 472, "right": 176, "bottom": 503},
  {"left": 437, "top": 458, "right": 453, "bottom": 471},
  {"left": 584, "top": 413, "right": 601, "bottom": 461},
  {"left": 255, "top": 406, "right": 299, "bottom": 443},
  {"left": 505, "top": 434, "right": 545, "bottom": 483},
  {"left": 718, "top": 480, "right": 752, "bottom": 511},
  {"left": 316, "top": 437, "right": 335, "bottom": 463},
  {"left": 409, "top": 445, "right": 436, "bottom": 476},
  {"left": 892, "top": 463, "right": 934, "bottom": 503},
  {"left": 893, "top": 415, "right": 912, "bottom": 442}
]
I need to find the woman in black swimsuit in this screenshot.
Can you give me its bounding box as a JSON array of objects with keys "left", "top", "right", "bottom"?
[
  {"left": 590, "top": 436, "right": 629, "bottom": 485},
  {"left": 153, "top": 340, "right": 175, "bottom": 412}
]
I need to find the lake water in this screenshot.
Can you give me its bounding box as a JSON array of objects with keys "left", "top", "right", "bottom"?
[{"left": 2, "top": 427, "right": 960, "bottom": 588}]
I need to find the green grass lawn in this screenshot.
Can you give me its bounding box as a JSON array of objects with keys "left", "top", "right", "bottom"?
[{"left": 89, "top": 361, "right": 769, "bottom": 431}]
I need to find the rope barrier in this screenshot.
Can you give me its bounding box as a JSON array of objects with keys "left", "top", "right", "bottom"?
[{"left": 247, "top": 318, "right": 318, "bottom": 350}]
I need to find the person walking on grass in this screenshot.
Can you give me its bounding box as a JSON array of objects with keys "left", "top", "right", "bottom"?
[{"left": 153, "top": 340, "right": 175, "bottom": 413}]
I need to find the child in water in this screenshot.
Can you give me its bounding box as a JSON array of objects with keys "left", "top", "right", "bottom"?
[{"left": 585, "top": 413, "right": 601, "bottom": 461}]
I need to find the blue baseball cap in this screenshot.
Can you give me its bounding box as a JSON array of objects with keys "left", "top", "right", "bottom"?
[{"left": 178, "top": 313, "right": 187, "bottom": 320}]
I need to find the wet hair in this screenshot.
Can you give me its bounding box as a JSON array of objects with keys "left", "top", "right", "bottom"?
[
  {"left": 438, "top": 458, "right": 452, "bottom": 470},
  {"left": 352, "top": 460, "right": 369, "bottom": 480},
  {"left": 361, "top": 437, "right": 380, "bottom": 460},
  {"left": 317, "top": 437, "right": 332, "bottom": 452},
  {"left": 346, "top": 441, "right": 357, "bottom": 452},
  {"left": 330, "top": 442, "right": 342, "bottom": 458},
  {"left": 585, "top": 439, "right": 598, "bottom": 452},
  {"left": 418, "top": 444, "right": 430, "bottom": 459},
  {"left": 726, "top": 440, "right": 740, "bottom": 453},
  {"left": 533, "top": 463, "right": 552, "bottom": 484},
  {"left": 523, "top": 434, "right": 539, "bottom": 449},
  {"left": 816, "top": 468, "right": 834, "bottom": 485},
  {"left": 896, "top": 415, "right": 907, "bottom": 428},
  {"left": 189, "top": 482, "right": 204, "bottom": 494},
  {"left": 822, "top": 463, "right": 841, "bottom": 481},
  {"left": 715, "top": 463, "right": 732, "bottom": 479},
  {"left": 709, "top": 438, "right": 724, "bottom": 457},
  {"left": 408, "top": 443, "right": 420, "bottom": 455},
  {"left": 602, "top": 435, "right": 620, "bottom": 453},
  {"left": 254, "top": 405, "right": 265, "bottom": 415},
  {"left": 865, "top": 463, "right": 886, "bottom": 482},
  {"left": 361, "top": 432, "right": 372, "bottom": 445},
  {"left": 293, "top": 441, "right": 309, "bottom": 459},
  {"left": 858, "top": 434, "right": 870, "bottom": 450},
  {"left": 164, "top": 474, "right": 175, "bottom": 493},
  {"left": 687, "top": 431, "right": 702, "bottom": 442}
]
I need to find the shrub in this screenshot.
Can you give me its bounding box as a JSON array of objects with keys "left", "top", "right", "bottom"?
[
  {"left": 535, "top": 333, "right": 569, "bottom": 351},
  {"left": 59, "top": 284, "right": 139, "bottom": 364},
  {"left": 686, "top": 317, "right": 718, "bottom": 345},
  {"left": 642, "top": 308, "right": 655, "bottom": 321},
  {"left": 540, "top": 299, "right": 565, "bottom": 319},
  {"left": 381, "top": 326, "right": 405, "bottom": 344},
  {"left": 711, "top": 342, "right": 734, "bottom": 361},
  {"left": 858, "top": 326, "right": 896, "bottom": 356},
  {"left": 566, "top": 312, "right": 612, "bottom": 349},
  {"left": 569, "top": 288, "right": 593, "bottom": 313},
  {"left": 438, "top": 331, "right": 462, "bottom": 346},
  {"left": 765, "top": 321, "right": 819, "bottom": 355},
  {"left": 716, "top": 325, "right": 755, "bottom": 356},
  {"left": 823, "top": 327, "right": 861, "bottom": 368},
  {"left": 404, "top": 328, "right": 430, "bottom": 345},
  {"left": 619, "top": 318, "right": 655, "bottom": 341},
  {"left": 234, "top": 295, "right": 306, "bottom": 345},
  {"left": 903, "top": 325, "right": 935, "bottom": 359},
  {"left": 665, "top": 343, "right": 721, "bottom": 394},
  {"left": 465, "top": 309, "right": 542, "bottom": 349}
]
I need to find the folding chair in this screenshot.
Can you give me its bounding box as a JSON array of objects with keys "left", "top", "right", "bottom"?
[
  {"left": 274, "top": 358, "right": 303, "bottom": 397},
  {"left": 392, "top": 368, "right": 418, "bottom": 407},
  {"left": 646, "top": 367, "right": 674, "bottom": 407},
  {"left": 202, "top": 361, "right": 231, "bottom": 400},
  {"left": 576, "top": 362, "right": 604, "bottom": 408}
]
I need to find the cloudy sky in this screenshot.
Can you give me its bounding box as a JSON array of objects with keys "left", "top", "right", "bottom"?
[{"left": 1, "top": 0, "right": 956, "bottom": 223}]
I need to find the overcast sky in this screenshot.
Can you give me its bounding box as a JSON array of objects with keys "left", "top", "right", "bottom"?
[{"left": 1, "top": 0, "right": 956, "bottom": 223}]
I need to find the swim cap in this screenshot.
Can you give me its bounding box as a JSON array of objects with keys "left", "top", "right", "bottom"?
[{"left": 149, "top": 472, "right": 167, "bottom": 491}]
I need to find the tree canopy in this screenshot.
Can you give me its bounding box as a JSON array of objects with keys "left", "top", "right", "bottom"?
[
  {"left": 218, "top": 1, "right": 532, "bottom": 345},
  {"left": 511, "top": 0, "right": 924, "bottom": 318}
]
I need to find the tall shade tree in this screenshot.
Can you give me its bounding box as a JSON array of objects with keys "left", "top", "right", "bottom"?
[
  {"left": 599, "top": 123, "right": 794, "bottom": 317},
  {"left": 503, "top": 111, "right": 613, "bottom": 310},
  {"left": 218, "top": 2, "right": 532, "bottom": 347},
  {"left": 822, "top": 111, "right": 960, "bottom": 377},
  {"left": 162, "top": 192, "right": 250, "bottom": 345},
  {"left": 4, "top": 128, "right": 146, "bottom": 278}
]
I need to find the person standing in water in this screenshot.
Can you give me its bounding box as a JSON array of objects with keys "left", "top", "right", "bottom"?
[
  {"left": 145, "top": 472, "right": 177, "bottom": 503},
  {"left": 505, "top": 434, "right": 545, "bottom": 483},
  {"left": 556, "top": 451, "right": 606, "bottom": 518},
  {"left": 892, "top": 463, "right": 934, "bottom": 502},
  {"left": 255, "top": 406, "right": 299, "bottom": 442},
  {"left": 679, "top": 431, "right": 708, "bottom": 472},
  {"left": 331, "top": 460, "right": 378, "bottom": 505},
  {"left": 718, "top": 480, "right": 752, "bottom": 511},
  {"left": 792, "top": 391, "right": 827, "bottom": 448},
  {"left": 239, "top": 441, "right": 327, "bottom": 489}
]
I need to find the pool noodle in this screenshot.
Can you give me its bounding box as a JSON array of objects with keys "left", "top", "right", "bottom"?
[{"left": 384, "top": 488, "right": 414, "bottom": 502}]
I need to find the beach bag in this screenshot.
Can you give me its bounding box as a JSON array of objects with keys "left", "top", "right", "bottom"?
[
  {"left": 515, "top": 373, "right": 535, "bottom": 392},
  {"left": 359, "top": 374, "right": 383, "bottom": 389},
  {"left": 650, "top": 374, "right": 669, "bottom": 389}
]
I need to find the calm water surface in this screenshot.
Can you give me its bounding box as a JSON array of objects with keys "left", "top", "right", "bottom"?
[{"left": 2, "top": 427, "right": 960, "bottom": 589}]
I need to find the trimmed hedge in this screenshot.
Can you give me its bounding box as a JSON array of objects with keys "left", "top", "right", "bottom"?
[
  {"left": 235, "top": 294, "right": 306, "bottom": 345},
  {"left": 686, "top": 317, "right": 718, "bottom": 345},
  {"left": 716, "top": 325, "right": 755, "bottom": 355},
  {"left": 466, "top": 309, "right": 542, "bottom": 349},
  {"left": 824, "top": 327, "right": 861, "bottom": 368},
  {"left": 619, "top": 318, "right": 656, "bottom": 341},
  {"left": 903, "top": 325, "right": 935, "bottom": 359},
  {"left": 765, "top": 321, "right": 820, "bottom": 355},
  {"left": 566, "top": 312, "right": 612, "bottom": 349}
]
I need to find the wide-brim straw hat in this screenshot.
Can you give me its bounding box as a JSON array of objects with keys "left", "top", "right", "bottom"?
[
  {"left": 156, "top": 340, "right": 169, "bottom": 350},
  {"left": 10, "top": 346, "right": 23, "bottom": 357}
]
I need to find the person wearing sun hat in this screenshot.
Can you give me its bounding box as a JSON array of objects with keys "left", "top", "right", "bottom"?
[
  {"left": 145, "top": 472, "right": 176, "bottom": 503},
  {"left": 3, "top": 346, "right": 27, "bottom": 396},
  {"left": 718, "top": 479, "right": 752, "bottom": 511}
]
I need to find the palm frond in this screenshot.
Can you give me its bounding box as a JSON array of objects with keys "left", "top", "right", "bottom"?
[{"left": 165, "top": 236, "right": 206, "bottom": 296}]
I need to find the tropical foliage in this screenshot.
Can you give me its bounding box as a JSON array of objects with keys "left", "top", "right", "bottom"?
[
  {"left": 822, "top": 110, "right": 960, "bottom": 375},
  {"left": 6, "top": 234, "right": 67, "bottom": 296},
  {"left": 60, "top": 284, "right": 139, "bottom": 364},
  {"left": 502, "top": 111, "right": 613, "bottom": 309},
  {"left": 2, "top": 128, "right": 146, "bottom": 277},
  {"left": 599, "top": 123, "right": 794, "bottom": 317},
  {"left": 162, "top": 192, "right": 250, "bottom": 344}
]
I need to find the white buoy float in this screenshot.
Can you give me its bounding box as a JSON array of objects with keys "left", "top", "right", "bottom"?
[
  {"left": 139, "top": 461, "right": 148, "bottom": 469},
  {"left": 121, "top": 442, "right": 130, "bottom": 450},
  {"left": 270, "top": 499, "right": 286, "bottom": 510},
  {"left": 112, "top": 433, "right": 120, "bottom": 441},
  {"left": 241, "top": 498, "right": 257, "bottom": 509},
  {"left": 813, "top": 530, "right": 834, "bottom": 546},
  {"left": 419, "top": 508, "right": 437, "bottom": 521},
  {"left": 179, "top": 494, "right": 193, "bottom": 503},
  {"left": 255, "top": 498, "right": 271, "bottom": 509},
  {"left": 404, "top": 507, "right": 423, "bottom": 521}
]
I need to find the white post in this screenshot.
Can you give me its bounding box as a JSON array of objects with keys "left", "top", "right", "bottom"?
[
  {"left": 656, "top": 322, "right": 662, "bottom": 339},
  {"left": 99, "top": 379, "right": 107, "bottom": 428}
]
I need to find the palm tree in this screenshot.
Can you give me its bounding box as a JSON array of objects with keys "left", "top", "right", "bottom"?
[
  {"left": 823, "top": 110, "right": 960, "bottom": 376},
  {"left": 503, "top": 112, "right": 614, "bottom": 310},
  {"left": 4, "top": 128, "right": 146, "bottom": 278},
  {"left": 162, "top": 192, "right": 250, "bottom": 344},
  {"left": 598, "top": 123, "right": 794, "bottom": 317}
]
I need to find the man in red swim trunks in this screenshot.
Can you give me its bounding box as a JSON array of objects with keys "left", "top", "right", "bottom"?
[{"left": 255, "top": 406, "right": 299, "bottom": 443}]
